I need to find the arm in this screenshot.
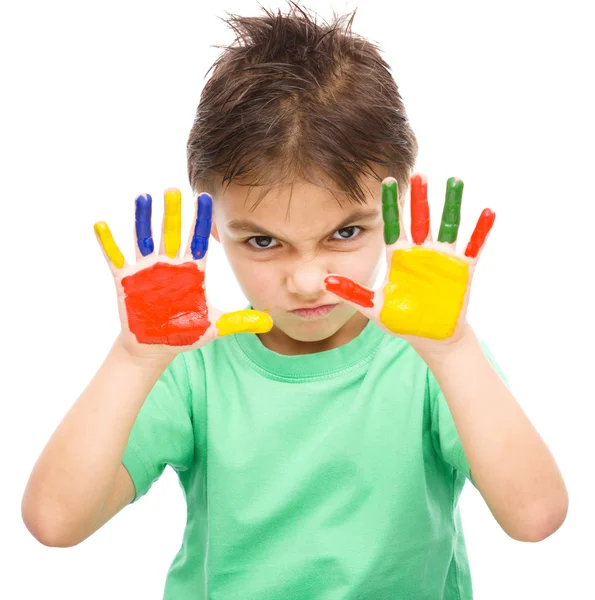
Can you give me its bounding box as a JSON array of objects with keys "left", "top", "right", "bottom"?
[
  {"left": 21, "top": 335, "right": 174, "bottom": 547},
  {"left": 415, "top": 323, "right": 568, "bottom": 543}
]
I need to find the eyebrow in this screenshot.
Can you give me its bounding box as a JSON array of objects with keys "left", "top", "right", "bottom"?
[{"left": 227, "top": 208, "right": 381, "bottom": 239}]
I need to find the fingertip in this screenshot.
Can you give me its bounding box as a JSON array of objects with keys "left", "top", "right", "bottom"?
[
  {"left": 447, "top": 176, "right": 464, "bottom": 191},
  {"left": 382, "top": 178, "right": 399, "bottom": 192},
  {"left": 256, "top": 312, "right": 274, "bottom": 333},
  {"left": 197, "top": 192, "right": 213, "bottom": 203},
  {"left": 164, "top": 188, "right": 182, "bottom": 213},
  {"left": 197, "top": 193, "right": 213, "bottom": 220}
]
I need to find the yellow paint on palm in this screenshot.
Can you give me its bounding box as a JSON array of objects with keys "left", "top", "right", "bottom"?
[
  {"left": 379, "top": 247, "right": 469, "bottom": 339},
  {"left": 163, "top": 188, "right": 182, "bottom": 258},
  {"left": 94, "top": 221, "right": 125, "bottom": 268},
  {"left": 216, "top": 310, "right": 273, "bottom": 337}
]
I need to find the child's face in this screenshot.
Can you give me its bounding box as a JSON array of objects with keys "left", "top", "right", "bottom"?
[{"left": 210, "top": 175, "right": 387, "bottom": 344}]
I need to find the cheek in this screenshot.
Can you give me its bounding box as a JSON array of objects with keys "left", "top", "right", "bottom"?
[
  {"left": 224, "top": 248, "right": 278, "bottom": 292},
  {"left": 239, "top": 268, "right": 281, "bottom": 309},
  {"left": 244, "top": 267, "right": 277, "bottom": 291}
]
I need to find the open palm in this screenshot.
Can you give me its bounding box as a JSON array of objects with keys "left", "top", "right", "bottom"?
[
  {"left": 323, "top": 174, "right": 495, "bottom": 346},
  {"left": 94, "top": 188, "right": 272, "bottom": 359}
]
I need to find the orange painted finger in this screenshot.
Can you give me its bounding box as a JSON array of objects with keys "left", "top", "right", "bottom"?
[
  {"left": 410, "top": 173, "right": 430, "bottom": 244},
  {"left": 324, "top": 275, "right": 375, "bottom": 308},
  {"left": 464, "top": 209, "right": 496, "bottom": 258}
]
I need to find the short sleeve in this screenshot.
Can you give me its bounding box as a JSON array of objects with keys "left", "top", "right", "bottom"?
[
  {"left": 121, "top": 352, "right": 195, "bottom": 504},
  {"left": 428, "top": 339, "right": 510, "bottom": 485}
]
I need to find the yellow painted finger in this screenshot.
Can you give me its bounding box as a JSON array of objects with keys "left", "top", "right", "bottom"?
[
  {"left": 164, "top": 188, "right": 182, "bottom": 258},
  {"left": 379, "top": 247, "right": 469, "bottom": 339},
  {"left": 216, "top": 310, "right": 273, "bottom": 337},
  {"left": 94, "top": 221, "right": 125, "bottom": 268}
]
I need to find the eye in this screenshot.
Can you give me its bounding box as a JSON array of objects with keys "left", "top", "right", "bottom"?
[
  {"left": 246, "top": 236, "right": 279, "bottom": 250},
  {"left": 332, "top": 226, "right": 363, "bottom": 240}
]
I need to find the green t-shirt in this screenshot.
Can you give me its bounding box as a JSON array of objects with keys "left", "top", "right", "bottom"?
[{"left": 122, "top": 317, "right": 508, "bottom": 599}]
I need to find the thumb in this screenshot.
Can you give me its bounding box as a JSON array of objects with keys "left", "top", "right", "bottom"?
[
  {"left": 324, "top": 275, "right": 376, "bottom": 315},
  {"left": 216, "top": 309, "right": 273, "bottom": 337}
]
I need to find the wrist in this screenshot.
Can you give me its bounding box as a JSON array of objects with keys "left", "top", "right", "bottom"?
[
  {"left": 411, "top": 321, "right": 478, "bottom": 365},
  {"left": 112, "top": 334, "right": 176, "bottom": 372}
]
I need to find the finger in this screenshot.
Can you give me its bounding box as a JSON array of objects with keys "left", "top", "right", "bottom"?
[
  {"left": 215, "top": 309, "right": 273, "bottom": 337},
  {"left": 324, "top": 275, "right": 375, "bottom": 314},
  {"left": 184, "top": 192, "right": 212, "bottom": 266},
  {"left": 94, "top": 221, "right": 128, "bottom": 272},
  {"left": 134, "top": 193, "right": 154, "bottom": 261},
  {"left": 410, "top": 173, "right": 432, "bottom": 244},
  {"left": 381, "top": 178, "right": 406, "bottom": 246},
  {"left": 160, "top": 188, "right": 182, "bottom": 259},
  {"left": 464, "top": 209, "right": 496, "bottom": 259},
  {"left": 437, "top": 177, "right": 464, "bottom": 247}
]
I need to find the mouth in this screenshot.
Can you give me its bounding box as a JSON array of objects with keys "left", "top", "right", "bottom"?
[{"left": 289, "top": 303, "right": 338, "bottom": 320}]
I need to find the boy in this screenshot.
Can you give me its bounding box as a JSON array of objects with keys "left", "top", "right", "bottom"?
[{"left": 22, "top": 4, "right": 568, "bottom": 599}]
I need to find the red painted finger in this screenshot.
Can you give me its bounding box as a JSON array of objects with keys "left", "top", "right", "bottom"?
[
  {"left": 464, "top": 209, "right": 496, "bottom": 258},
  {"left": 410, "top": 173, "right": 430, "bottom": 244},
  {"left": 324, "top": 275, "right": 375, "bottom": 308}
]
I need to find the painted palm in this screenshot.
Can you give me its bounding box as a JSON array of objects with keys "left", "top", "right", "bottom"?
[{"left": 324, "top": 174, "right": 496, "bottom": 343}]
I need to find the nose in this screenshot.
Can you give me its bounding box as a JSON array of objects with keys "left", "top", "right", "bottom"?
[{"left": 286, "top": 262, "right": 328, "bottom": 298}]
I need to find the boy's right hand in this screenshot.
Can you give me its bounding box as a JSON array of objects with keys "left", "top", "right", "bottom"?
[{"left": 94, "top": 188, "right": 272, "bottom": 362}]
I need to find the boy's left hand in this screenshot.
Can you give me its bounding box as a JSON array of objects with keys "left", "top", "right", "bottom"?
[{"left": 323, "top": 174, "right": 496, "bottom": 355}]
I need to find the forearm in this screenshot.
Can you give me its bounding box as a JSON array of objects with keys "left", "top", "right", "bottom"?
[
  {"left": 21, "top": 335, "right": 173, "bottom": 543},
  {"left": 416, "top": 324, "right": 568, "bottom": 542}
]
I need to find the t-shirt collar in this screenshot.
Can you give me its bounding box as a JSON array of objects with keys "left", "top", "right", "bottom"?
[{"left": 231, "top": 307, "right": 385, "bottom": 380}]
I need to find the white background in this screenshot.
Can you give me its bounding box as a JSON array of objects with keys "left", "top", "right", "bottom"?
[{"left": 3, "top": 0, "right": 594, "bottom": 598}]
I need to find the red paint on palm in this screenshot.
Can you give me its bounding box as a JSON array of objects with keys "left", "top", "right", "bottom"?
[
  {"left": 411, "top": 173, "right": 430, "bottom": 244},
  {"left": 464, "top": 209, "right": 496, "bottom": 258},
  {"left": 325, "top": 275, "right": 374, "bottom": 308},
  {"left": 122, "top": 262, "right": 211, "bottom": 346}
]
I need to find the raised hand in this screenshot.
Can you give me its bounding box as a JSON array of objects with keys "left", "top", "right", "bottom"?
[
  {"left": 94, "top": 188, "right": 273, "bottom": 360},
  {"left": 323, "top": 174, "right": 495, "bottom": 348}
]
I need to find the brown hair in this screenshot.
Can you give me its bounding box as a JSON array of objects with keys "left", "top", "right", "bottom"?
[{"left": 186, "top": 1, "right": 418, "bottom": 208}]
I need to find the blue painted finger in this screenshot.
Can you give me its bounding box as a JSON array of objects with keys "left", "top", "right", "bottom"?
[
  {"left": 135, "top": 193, "right": 154, "bottom": 256},
  {"left": 191, "top": 193, "right": 213, "bottom": 260}
]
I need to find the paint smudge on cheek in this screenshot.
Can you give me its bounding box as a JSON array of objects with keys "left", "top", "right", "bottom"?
[{"left": 122, "top": 262, "right": 211, "bottom": 346}]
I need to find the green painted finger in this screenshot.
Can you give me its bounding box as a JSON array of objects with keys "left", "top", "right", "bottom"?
[
  {"left": 437, "top": 177, "right": 464, "bottom": 243},
  {"left": 382, "top": 179, "right": 400, "bottom": 245}
]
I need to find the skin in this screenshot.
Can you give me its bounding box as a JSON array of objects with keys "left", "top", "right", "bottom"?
[{"left": 210, "top": 174, "right": 391, "bottom": 355}]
